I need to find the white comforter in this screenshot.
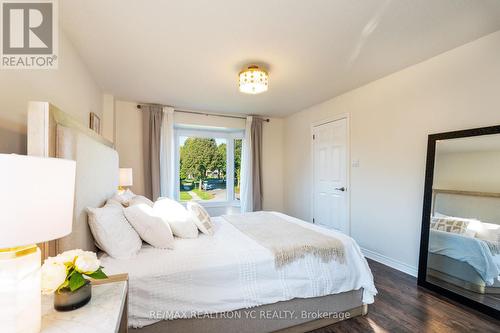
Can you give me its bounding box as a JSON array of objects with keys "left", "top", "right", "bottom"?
[{"left": 99, "top": 212, "right": 377, "bottom": 328}]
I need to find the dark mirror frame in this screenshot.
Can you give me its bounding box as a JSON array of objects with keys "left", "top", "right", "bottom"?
[{"left": 418, "top": 124, "right": 500, "bottom": 318}]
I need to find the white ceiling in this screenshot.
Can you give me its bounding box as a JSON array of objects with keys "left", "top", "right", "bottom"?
[{"left": 61, "top": 0, "right": 500, "bottom": 117}]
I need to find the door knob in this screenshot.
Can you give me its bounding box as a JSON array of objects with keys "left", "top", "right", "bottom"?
[{"left": 335, "top": 187, "right": 346, "bottom": 192}]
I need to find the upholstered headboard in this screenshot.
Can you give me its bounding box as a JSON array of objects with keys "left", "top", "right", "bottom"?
[
  {"left": 432, "top": 189, "right": 500, "bottom": 225},
  {"left": 27, "top": 102, "right": 118, "bottom": 259}
]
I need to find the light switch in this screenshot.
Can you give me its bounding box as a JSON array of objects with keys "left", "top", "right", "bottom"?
[{"left": 351, "top": 159, "right": 360, "bottom": 168}]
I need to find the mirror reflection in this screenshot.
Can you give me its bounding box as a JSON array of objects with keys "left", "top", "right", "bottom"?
[{"left": 427, "top": 134, "right": 500, "bottom": 311}]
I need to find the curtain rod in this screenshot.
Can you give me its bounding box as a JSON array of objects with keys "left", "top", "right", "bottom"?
[{"left": 136, "top": 104, "right": 270, "bottom": 122}]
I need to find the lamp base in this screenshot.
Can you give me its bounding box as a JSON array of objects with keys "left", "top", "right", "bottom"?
[{"left": 0, "top": 245, "right": 41, "bottom": 333}]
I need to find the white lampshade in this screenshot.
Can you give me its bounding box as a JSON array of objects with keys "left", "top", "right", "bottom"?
[
  {"left": 0, "top": 154, "right": 76, "bottom": 248},
  {"left": 119, "top": 168, "right": 133, "bottom": 187}
]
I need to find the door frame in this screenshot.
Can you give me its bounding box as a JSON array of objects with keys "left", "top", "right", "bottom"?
[{"left": 310, "top": 113, "right": 351, "bottom": 235}]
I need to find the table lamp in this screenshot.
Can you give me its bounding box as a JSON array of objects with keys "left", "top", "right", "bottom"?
[
  {"left": 0, "top": 154, "right": 76, "bottom": 333},
  {"left": 119, "top": 168, "right": 133, "bottom": 190}
]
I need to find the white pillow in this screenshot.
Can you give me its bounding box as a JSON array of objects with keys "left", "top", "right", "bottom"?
[
  {"left": 87, "top": 203, "right": 142, "bottom": 258},
  {"left": 471, "top": 221, "right": 500, "bottom": 242},
  {"left": 128, "top": 195, "right": 154, "bottom": 207},
  {"left": 153, "top": 198, "right": 198, "bottom": 238},
  {"left": 124, "top": 204, "right": 174, "bottom": 249},
  {"left": 187, "top": 202, "right": 215, "bottom": 235},
  {"left": 106, "top": 198, "right": 123, "bottom": 207},
  {"left": 112, "top": 189, "right": 136, "bottom": 206}
]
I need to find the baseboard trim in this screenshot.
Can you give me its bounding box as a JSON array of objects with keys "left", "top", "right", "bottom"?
[{"left": 361, "top": 248, "right": 418, "bottom": 277}]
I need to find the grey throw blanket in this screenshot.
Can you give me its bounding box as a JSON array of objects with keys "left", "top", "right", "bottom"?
[
  {"left": 484, "top": 240, "right": 500, "bottom": 256},
  {"left": 223, "top": 212, "right": 345, "bottom": 268}
]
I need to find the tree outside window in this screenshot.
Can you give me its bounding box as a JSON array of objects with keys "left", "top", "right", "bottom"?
[{"left": 177, "top": 131, "right": 242, "bottom": 204}]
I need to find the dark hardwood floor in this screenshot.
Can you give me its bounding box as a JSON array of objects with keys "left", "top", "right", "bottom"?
[{"left": 311, "top": 259, "right": 500, "bottom": 333}]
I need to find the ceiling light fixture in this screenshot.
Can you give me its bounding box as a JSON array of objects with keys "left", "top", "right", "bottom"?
[{"left": 239, "top": 65, "right": 269, "bottom": 94}]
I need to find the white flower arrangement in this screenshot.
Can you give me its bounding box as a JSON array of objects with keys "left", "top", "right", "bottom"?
[{"left": 41, "top": 249, "right": 108, "bottom": 294}]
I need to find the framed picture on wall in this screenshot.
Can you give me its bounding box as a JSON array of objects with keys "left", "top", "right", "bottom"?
[{"left": 89, "top": 112, "right": 101, "bottom": 134}]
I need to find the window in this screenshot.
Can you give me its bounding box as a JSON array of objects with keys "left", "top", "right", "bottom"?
[
  {"left": 234, "top": 138, "right": 242, "bottom": 201},
  {"left": 175, "top": 128, "right": 244, "bottom": 206}
]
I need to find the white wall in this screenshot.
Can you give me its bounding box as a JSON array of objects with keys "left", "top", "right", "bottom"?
[
  {"left": 262, "top": 118, "right": 284, "bottom": 212},
  {"left": 284, "top": 30, "right": 500, "bottom": 275},
  {"left": 102, "top": 93, "right": 115, "bottom": 143},
  {"left": 0, "top": 33, "right": 103, "bottom": 154},
  {"left": 174, "top": 111, "right": 246, "bottom": 130},
  {"left": 114, "top": 100, "right": 285, "bottom": 214},
  {"left": 115, "top": 100, "right": 146, "bottom": 195}
]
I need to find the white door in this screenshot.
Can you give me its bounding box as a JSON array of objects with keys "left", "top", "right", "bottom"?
[{"left": 312, "top": 118, "right": 349, "bottom": 234}]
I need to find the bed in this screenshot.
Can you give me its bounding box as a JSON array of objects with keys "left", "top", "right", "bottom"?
[
  {"left": 28, "top": 101, "right": 377, "bottom": 332},
  {"left": 428, "top": 229, "right": 500, "bottom": 293},
  {"left": 428, "top": 189, "right": 500, "bottom": 294},
  {"left": 100, "top": 212, "right": 376, "bottom": 330}
]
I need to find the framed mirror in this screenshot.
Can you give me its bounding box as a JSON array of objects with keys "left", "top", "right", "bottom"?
[{"left": 418, "top": 125, "right": 500, "bottom": 318}]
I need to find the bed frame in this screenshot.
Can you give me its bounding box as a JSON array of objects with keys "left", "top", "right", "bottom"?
[
  {"left": 27, "top": 101, "right": 368, "bottom": 332},
  {"left": 427, "top": 253, "right": 500, "bottom": 294},
  {"left": 132, "top": 293, "right": 367, "bottom": 333}
]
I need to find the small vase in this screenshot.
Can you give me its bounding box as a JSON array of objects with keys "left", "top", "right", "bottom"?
[{"left": 54, "top": 280, "right": 92, "bottom": 311}]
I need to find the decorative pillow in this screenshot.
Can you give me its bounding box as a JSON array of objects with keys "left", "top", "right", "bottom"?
[
  {"left": 433, "top": 215, "right": 480, "bottom": 237},
  {"left": 435, "top": 214, "right": 500, "bottom": 241},
  {"left": 153, "top": 198, "right": 198, "bottom": 238},
  {"left": 112, "top": 189, "right": 136, "bottom": 206},
  {"left": 187, "top": 202, "right": 215, "bottom": 235},
  {"left": 87, "top": 203, "right": 142, "bottom": 258},
  {"left": 128, "top": 195, "right": 154, "bottom": 207},
  {"left": 124, "top": 204, "right": 174, "bottom": 249},
  {"left": 430, "top": 217, "right": 470, "bottom": 234}
]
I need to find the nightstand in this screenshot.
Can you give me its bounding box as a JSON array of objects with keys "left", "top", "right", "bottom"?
[{"left": 41, "top": 274, "right": 129, "bottom": 333}]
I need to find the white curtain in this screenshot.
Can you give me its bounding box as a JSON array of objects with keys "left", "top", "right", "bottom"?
[
  {"left": 240, "top": 116, "right": 253, "bottom": 212},
  {"left": 159, "top": 107, "right": 175, "bottom": 198}
]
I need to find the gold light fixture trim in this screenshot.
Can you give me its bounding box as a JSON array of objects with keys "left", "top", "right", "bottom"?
[{"left": 239, "top": 65, "right": 269, "bottom": 94}]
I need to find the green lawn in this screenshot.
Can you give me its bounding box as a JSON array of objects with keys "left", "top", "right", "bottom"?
[
  {"left": 192, "top": 188, "right": 214, "bottom": 200},
  {"left": 180, "top": 191, "right": 192, "bottom": 201}
]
